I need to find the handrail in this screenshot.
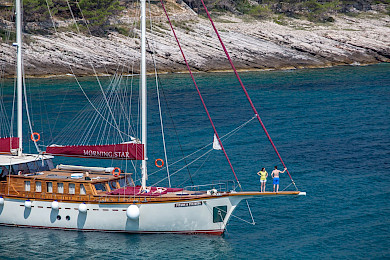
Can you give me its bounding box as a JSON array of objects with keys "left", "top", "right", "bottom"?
[
  {"left": 1, "top": 180, "right": 238, "bottom": 204},
  {"left": 184, "top": 180, "right": 237, "bottom": 192}
]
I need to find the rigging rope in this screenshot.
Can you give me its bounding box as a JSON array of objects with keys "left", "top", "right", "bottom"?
[
  {"left": 204, "top": 201, "right": 255, "bottom": 226},
  {"left": 22, "top": 73, "right": 40, "bottom": 153},
  {"left": 176, "top": 151, "right": 211, "bottom": 187},
  {"left": 66, "top": 0, "right": 80, "bottom": 33},
  {"left": 147, "top": 116, "right": 255, "bottom": 184},
  {"left": 159, "top": 0, "right": 242, "bottom": 190},
  {"left": 75, "top": 1, "right": 110, "bottom": 76},
  {"left": 0, "top": 66, "right": 10, "bottom": 137},
  {"left": 10, "top": 77, "right": 16, "bottom": 139},
  {"left": 0, "top": 15, "right": 12, "bottom": 137},
  {"left": 147, "top": 1, "right": 171, "bottom": 187},
  {"left": 44, "top": 0, "right": 57, "bottom": 34},
  {"left": 42, "top": 0, "right": 135, "bottom": 146},
  {"left": 199, "top": 0, "right": 297, "bottom": 190},
  {"left": 157, "top": 76, "right": 194, "bottom": 186},
  {"left": 151, "top": 148, "right": 214, "bottom": 187},
  {"left": 66, "top": 66, "right": 134, "bottom": 140},
  {"left": 5, "top": 6, "right": 17, "bottom": 139},
  {"left": 90, "top": 67, "right": 124, "bottom": 142},
  {"left": 245, "top": 200, "right": 256, "bottom": 225}
]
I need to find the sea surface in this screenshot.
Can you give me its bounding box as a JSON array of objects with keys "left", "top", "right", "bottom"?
[{"left": 0, "top": 63, "right": 389, "bottom": 259}]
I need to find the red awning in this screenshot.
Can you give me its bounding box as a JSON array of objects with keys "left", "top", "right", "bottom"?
[
  {"left": 46, "top": 143, "right": 144, "bottom": 160},
  {"left": 0, "top": 137, "right": 19, "bottom": 153}
]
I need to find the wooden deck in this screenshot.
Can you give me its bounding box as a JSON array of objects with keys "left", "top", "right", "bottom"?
[{"left": 0, "top": 167, "right": 303, "bottom": 205}]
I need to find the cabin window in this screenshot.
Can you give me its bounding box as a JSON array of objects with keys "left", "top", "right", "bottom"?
[
  {"left": 24, "top": 181, "right": 31, "bottom": 191},
  {"left": 27, "top": 162, "right": 38, "bottom": 173},
  {"left": 47, "top": 182, "right": 53, "bottom": 193},
  {"left": 109, "top": 181, "right": 118, "bottom": 190},
  {"left": 26, "top": 159, "right": 55, "bottom": 173},
  {"left": 1, "top": 166, "right": 9, "bottom": 178},
  {"left": 57, "top": 183, "right": 64, "bottom": 193},
  {"left": 35, "top": 181, "right": 42, "bottom": 192},
  {"left": 80, "top": 184, "right": 86, "bottom": 195},
  {"left": 118, "top": 177, "right": 132, "bottom": 188},
  {"left": 94, "top": 183, "right": 106, "bottom": 192},
  {"left": 39, "top": 159, "right": 54, "bottom": 171},
  {"left": 69, "top": 183, "right": 75, "bottom": 194},
  {"left": 11, "top": 163, "right": 29, "bottom": 175}
]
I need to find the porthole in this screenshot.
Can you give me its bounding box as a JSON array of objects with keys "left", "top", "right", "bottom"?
[
  {"left": 66, "top": 216, "right": 70, "bottom": 221},
  {"left": 56, "top": 215, "right": 61, "bottom": 220}
]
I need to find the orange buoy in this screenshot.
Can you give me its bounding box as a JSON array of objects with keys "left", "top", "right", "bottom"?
[
  {"left": 31, "top": 132, "right": 40, "bottom": 142},
  {"left": 112, "top": 167, "right": 121, "bottom": 177},
  {"left": 155, "top": 158, "right": 164, "bottom": 168}
]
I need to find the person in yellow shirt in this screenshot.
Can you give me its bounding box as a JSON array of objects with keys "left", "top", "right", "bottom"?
[{"left": 257, "top": 167, "right": 268, "bottom": 192}]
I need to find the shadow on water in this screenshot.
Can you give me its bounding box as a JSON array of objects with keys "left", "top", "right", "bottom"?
[{"left": 0, "top": 226, "right": 235, "bottom": 259}]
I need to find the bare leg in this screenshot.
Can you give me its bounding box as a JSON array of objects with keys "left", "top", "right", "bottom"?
[
  {"left": 263, "top": 182, "right": 266, "bottom": 192},
  {"left": 276, "top": 184, "right": 279, "bottom": 193},
  {"left": 273, "top": 184, "right": 275, "bottom": 192}
]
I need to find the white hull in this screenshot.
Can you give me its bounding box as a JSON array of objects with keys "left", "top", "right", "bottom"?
[{"left": 0, "top": 196, "right": 246, "bottom": 234}]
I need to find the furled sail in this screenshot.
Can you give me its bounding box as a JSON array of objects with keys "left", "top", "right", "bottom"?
[
  {"left": 0, "top": 137, "right": 19, "bottom": 154},
  {"left": 45, "top": 142, "right": 144, "bottom": 160}
]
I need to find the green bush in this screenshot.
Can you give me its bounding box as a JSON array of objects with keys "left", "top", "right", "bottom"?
[
  {"left": 248, "top": 4, "right": 272, "bottom": 18},
  {"left": 78, "top": 0, "right": 123, "bottom": 36},
  {"left": 189, "top": 0, "right": 390, "bottom": 21},
  {"left": 23, "top": 0, "right": 55, "bottom": 22},
  {"left": 22, "top": 0, "right": 123, "bottom": 35},
  {"left": 0, "top": 28, "right": 16, "bottom": 42}
]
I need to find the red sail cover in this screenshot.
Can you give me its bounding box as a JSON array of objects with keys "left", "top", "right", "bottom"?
[
  {"left": 0, "top": 137, "right": 19, "bottom": 153},
  {"left": 46, "top": 143, "right": 144, "bottom": 160}
]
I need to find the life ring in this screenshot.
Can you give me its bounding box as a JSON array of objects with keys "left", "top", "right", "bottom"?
[
  {"left": 155, "top": 159, "right": 164, "bottom": 168},
  {"left": 31, "top": 132, "right": 40, "bottom": 142},
  {"left": 112, "top": 167, "right": 121, "bottom": 177}
]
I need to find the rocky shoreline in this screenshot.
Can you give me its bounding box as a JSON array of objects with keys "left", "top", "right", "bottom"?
[{"left": 1, "top": 12, "right": 389, "bottom": 78}]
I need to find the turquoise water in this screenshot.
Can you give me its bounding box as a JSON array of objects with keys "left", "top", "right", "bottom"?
[{"left": 0, "top": 63, "right": 389, "bottom": 259}]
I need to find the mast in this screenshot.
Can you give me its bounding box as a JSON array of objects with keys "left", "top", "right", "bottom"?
[
  {"left": 140, "top": 0, "right": 147, "bottom": 189},
  {"left": 15, "top": 0, "right": 23, "bottom": 156}
]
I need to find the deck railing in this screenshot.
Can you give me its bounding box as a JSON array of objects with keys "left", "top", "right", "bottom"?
[
  {"left": 2, "top": 180, "right": 238, "bottom": 204},
  {"left": 184, "top": 180, "right": 237, "bottom": 193}
]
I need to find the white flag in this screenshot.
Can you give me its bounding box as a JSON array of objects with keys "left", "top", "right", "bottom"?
[{"left": 213, "top": 134, "right": 222, "bottom": 150}]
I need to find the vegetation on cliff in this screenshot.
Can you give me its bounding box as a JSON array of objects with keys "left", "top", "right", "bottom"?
[
  {"left": 0, "top": 0, "right": 124, "bottom": 36},
  {"left": 0, "top": 0, "right": 389, "bottom": 37},
  {"left": 25, "top": 0, "right": 124, "bottom": 35},
  {"left": 185, "top": 0, "right": 390, "bottom": 22}
]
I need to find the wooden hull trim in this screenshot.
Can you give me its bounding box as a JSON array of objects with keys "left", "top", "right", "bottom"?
[{"left": 0, "top": 191, "right": 302, "bottom": 205}]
